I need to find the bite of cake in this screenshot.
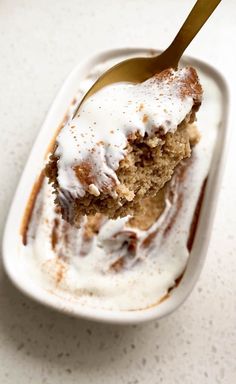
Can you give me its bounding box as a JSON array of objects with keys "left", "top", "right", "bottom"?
[{"left": 46, "top": 66, "right": 202, "bottom": 226}]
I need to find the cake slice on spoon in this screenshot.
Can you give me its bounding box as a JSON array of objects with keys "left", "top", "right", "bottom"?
[{"left": 46, "top": 66, "right": 202, "bottom": 226}]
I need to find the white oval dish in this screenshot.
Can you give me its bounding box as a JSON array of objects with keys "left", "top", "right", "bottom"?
[{"left": 2, "top": 48, "right": 229, "bottom": 324}]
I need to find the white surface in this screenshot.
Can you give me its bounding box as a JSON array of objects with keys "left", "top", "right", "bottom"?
[
  {"left": 0, "top": 0, "right": 235, "bottom": 382},
  {"left": 3, "top": 49, "right": 228, "bottom": 321}
]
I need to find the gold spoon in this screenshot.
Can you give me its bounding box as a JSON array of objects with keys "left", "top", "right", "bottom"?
[{"left": 74, "top": 0, "right": 221, "bottom": 116}]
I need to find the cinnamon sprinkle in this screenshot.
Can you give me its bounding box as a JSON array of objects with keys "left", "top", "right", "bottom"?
[{"left": 21, "top": 171, "right": 45, "bottom": 246}]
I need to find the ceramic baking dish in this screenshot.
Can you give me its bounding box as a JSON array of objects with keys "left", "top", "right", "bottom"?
[{"left": 2, "top": 48, "right": 229, "bottom": 324}]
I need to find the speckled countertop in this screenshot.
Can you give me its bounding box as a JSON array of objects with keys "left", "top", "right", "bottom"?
[{"left": 0, "top": 1, "right": 236, "bottom": 383}]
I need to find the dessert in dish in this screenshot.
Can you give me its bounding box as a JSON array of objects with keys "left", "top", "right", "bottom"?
[
  {"left": 19, "top": 51, "right": 218, "bottom": 313},
  {"left": 46, "top": 67, "right": 202, "bottom": 226}
]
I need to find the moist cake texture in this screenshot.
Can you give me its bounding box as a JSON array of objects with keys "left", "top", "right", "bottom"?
[{"left": 46, "top": 66, "right": 202, "bottom": 226}]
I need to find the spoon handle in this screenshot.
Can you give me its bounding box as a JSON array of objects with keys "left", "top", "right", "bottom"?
[{"left": 162, "top": 0, "right": 221, "bottom": 67}]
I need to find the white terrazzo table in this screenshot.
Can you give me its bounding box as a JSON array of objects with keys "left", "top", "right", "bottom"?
[{"left": 0, "top": 1, "right": 236, "bottom": 383}]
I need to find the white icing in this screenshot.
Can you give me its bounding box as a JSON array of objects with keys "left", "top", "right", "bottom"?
[{"left": 55, "top": 68, "right": 198, "bottom": 198}]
